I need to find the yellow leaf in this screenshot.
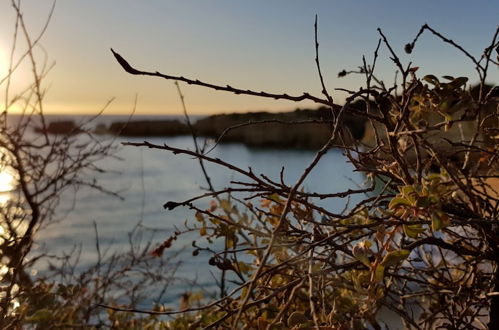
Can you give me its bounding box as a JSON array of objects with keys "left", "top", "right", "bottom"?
[
  {"left": 374, "top": 264, "right": 385, "bottom": 282},
  {"left": 389, "top": 197, "right": 412, "bottom": 210},
  {"left": 195, "top": 211, "right": 204, "bottom": 223},
  {"left": 220, "top": 199, "right": 232, "bottom": 212},
  {"left": 403, "top": 224, "right": 425, "bottom": 238},
  {"left": 380, "top": 249, "right": 411, "bottom": 267}
]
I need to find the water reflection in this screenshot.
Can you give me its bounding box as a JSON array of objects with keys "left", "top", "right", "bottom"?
[
  {"left": 0, "top": 166, "right": 15, "bottom": 205},
  {"left": 0, "top": 161, "right": 19, "bottom": 314}
]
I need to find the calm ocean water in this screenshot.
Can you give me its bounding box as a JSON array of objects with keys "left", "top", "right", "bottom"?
[{"left": 12, "top": 115, "right": 367, "bottom": 307}]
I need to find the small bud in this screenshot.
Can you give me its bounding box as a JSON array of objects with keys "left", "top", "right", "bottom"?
[
  {"left": 163, "top": 201, "right": 181, "bottom": 210},
  {"left": 337, "top": 69, "right": 347, "bottom": 78},
  {"left": 110, "top": 48, "right": 141, "bottom": 75},
  {"left": 404, "top": 43, "right": 413, "bottom": 54}
]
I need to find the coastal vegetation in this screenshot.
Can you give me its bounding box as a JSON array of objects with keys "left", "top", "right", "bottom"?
[
  {"left": 106, "top": 20, "right": 498, "bottom": 329},
  {"left": 1, "top": 1, "right": 498, "bottom": 329},
  {"left": 0, "top": 2, "right": 180, "bottom": 328}
]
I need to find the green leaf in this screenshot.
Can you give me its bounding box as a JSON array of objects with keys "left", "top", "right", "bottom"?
[
  {"left": 380, "top": 249, "right": 411, "bottom": 267},
  {"left": 415, "top": 196, "right": 432, "bottom": 208},
  {"left": 431, "top": 213, "right": 443, "bottom": 231},
  {"left": 374, "top": 264, "right": 385, "bottom": 282},
  {"left": 389, "top": 197, "right": 412, "bottom": 210},
  {"left": 26, "top": 309, "right": 53, "bottom": 323},
  {"left": 352, "top": 241, "right": 373, "bottom": 267},
  {"left": 355, "top": 255, "right": 371, "bottom": 268},
  {"left": 432, "top": 212, "right": 450, "bottom": 231},
  {"left": 403, "top": 224, "right": 426, "bottom": 238}
]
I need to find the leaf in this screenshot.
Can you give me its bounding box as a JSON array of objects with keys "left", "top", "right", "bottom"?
[
  {"left": 403, "top": 224, "right": 425, "bottom": 238},
  {"left": 220, "top": 199, "right": 232, "bottom": 213},
  {"left": 443, "top": 113, "right": 453, "bottom": 131},
  {"left": 401, "top": 185, "right": 416, "bottom": 198},
  {"left": 415, "top": 196, "right": 432, "bottom": 208},
  {"left": 380, "top": 249, "right": 411, "bottom": 267},
  {"left": 352, "top": 241, "right": 373, "bottom": 267},
  {"left": 389, "top": 197, "right": 412, "bottom": 210},
  {"left": 209, "top": 217, "right": 220, "bottom": 225},
  {"left": 431, "top": 213, "right": 443, "bottom": 231},
  {"left": 195, "top": 211, "right": 204, "bottom": 223},
  {"left": 199, "top": 226, "right": 207, "bottom": 236},
  {"left": 26, "top": 309, "right": 53, "bottom": 323},
  {"left": 442, "top": 75, "right": 455, "bottom": 81},
  {"left": 236, "top": 261, "right": 253, "bottom": 274},
  {"left": 362, "top": 240, "right": 373, "bottom": 248},
  {"left": 439, "top": 100, "right": 451, "bottom": 112},
  {"left": 423, "top": 75, "right": 440, "bottom": 87},
  {"left": 432, "top": 212, "right": 450, "bottom": 231},
  {"left": 374, "top": 264, "right": 385, "bottom": 282},
  {"left": 450, "top": 76, "right": 468, "bottom": 88},
  {"left": 150, "top": 235, "right": 176, "bottom": 257}
]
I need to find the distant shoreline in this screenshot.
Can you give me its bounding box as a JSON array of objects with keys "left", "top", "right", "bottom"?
[{"left": 27, "top": 107, "right": 367, "bottom": 149}]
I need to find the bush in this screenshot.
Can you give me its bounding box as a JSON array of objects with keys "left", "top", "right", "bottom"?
[{"left": 110, "top": 19, "right": 499, "bottom": 329}]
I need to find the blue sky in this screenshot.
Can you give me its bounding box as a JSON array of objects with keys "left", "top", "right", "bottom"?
[{"left": 0, "top": 1, "right": 497, "bottom": 114}]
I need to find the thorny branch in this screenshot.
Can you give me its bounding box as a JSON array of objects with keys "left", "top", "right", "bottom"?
[{"left": 106, "top": 21, "right": 499, "bottom": 329}]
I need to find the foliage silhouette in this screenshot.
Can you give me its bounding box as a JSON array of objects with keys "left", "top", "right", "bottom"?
[
  {"left": 109, "top": 17, "right": 499, "bottom": 329},
  {"left": 1, "top": 2, "right": 183, "bottom": 328}
]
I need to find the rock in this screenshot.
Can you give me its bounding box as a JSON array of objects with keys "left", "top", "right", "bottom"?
[
  {"left": 193, "top": 107, "right": 365, "bottom": 149},
  {"left": 108, "top": 120, "right": 190, "bottom": 137},
  {"left": 35, "top": 120, "right": 82, "bottom": 135},
  {"left": 105, "top": 107, "right": 366, "bottom": 149}
]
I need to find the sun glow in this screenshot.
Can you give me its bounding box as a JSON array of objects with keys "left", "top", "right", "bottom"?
[{"left": 0, "top": 169, "right": 15, "bottom": 193}]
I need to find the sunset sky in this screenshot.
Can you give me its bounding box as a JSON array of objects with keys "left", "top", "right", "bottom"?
[{"left": 0, "top": 1, "right": 498, "bottom": 115}]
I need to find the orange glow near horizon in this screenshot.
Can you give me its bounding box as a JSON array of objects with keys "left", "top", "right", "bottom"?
[{"left": 23, "top": 100, "right": 312, "bottom": 116}]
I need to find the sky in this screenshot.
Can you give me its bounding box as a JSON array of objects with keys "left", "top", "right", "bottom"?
[{"left": 0, "top": 0, "right": 497, "bottom": 115}]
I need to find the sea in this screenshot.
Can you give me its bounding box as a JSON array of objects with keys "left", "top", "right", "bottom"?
[{"left": 6, "top": 114, "right": 369, "bottom": 310}]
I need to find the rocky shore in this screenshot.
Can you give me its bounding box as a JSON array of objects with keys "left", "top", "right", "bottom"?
[
  {"left": 38, "top": 107, "right": 367, "bottom": 149},
  {"left": 108, "top": 107, "right": 366, "bottom": 148},
  {"left": 108, "top": 119, "right": 190, "bottom": 136},
  {"left": 34, "top": 120, "right": 82, "bottom": 135}
]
